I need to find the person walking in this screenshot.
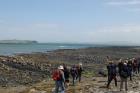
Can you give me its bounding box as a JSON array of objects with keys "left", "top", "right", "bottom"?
[
  {"left": 63, "top": 64, "right": 70, "bottom": 87},
  {"left": 52, "top": 65, "right": 65, "bottom": 93},
  {"left": 119, "top": 62, "right": 129, "bottom": 91},
  {"left": 70, "top": 65, "right": 78, "bottom": 86},
  {"left": 106, "top": 61, "right": 117, "bottom": 88},
  {"left": 76, "top": 63, "right": 83, "bottom": 83}
]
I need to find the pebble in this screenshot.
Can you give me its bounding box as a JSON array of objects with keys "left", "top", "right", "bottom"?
[
  {"left": 88, "top": 87, "right": 94, "bottom": 93},
  {"left": 92, "top": 78, "right": 96, "bottom": 81}
]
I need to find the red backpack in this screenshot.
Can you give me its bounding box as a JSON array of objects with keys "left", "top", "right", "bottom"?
[{"left": 52, "top": 69, "right": 61, "bottom": 81}]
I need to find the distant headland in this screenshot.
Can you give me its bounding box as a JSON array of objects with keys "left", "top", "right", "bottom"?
[{"left": 0, "top": 40, "right": 38, "bottom": 44}]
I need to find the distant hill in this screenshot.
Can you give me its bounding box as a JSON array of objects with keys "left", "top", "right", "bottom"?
[{"left": 0, "top": 40, "right": 38, "bottom": 44}]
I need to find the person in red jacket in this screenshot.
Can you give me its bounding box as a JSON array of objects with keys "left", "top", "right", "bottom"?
[{"left": 53, "top": 65, "right": 65, "bottom": 93}]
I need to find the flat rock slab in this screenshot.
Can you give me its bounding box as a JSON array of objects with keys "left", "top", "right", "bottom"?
[{"left": 0, "top": 86, "right": 27, "bottom": 93}]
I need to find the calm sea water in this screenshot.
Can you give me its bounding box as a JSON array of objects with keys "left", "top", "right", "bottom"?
[{"left": 0, "top": 43, "right": 101, "bottom": 55}]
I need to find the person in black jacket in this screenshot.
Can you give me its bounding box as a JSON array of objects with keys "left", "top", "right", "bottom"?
[
  {"left": 132, "top": 58, "right": 138, "bottom": 74},
  {"left": 63, "top": 64, "right": 70, "bottom": 87},
  {"left": 127, "top": 59, "right": 133, "bottom": 81},
  {"left": 76, "top": 63, "right": 83, "bottom": 83},
  {"left": 118, "top": 59, "right": 124, "bottom": 76},
  {"left": 106, "top": 61, "right": 117, "bottom": 88},
  {"left": 70, "top": 65, "right": 78, "bottom": 86},
  {"left": 137, "top": 58, "right": 140, "bottom": 73},
  {"left": 119, "top": 62, "right": 129, "bottom": 91}
]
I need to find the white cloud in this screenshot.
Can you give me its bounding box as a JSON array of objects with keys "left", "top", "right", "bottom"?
[
  {"left": 99, "top": 24, "right": 140, "bottom": 32},
  {"left": 1, "top": 22, "right": 140, "bottom": 43},
  {"left": 3, "top": 23, "right": 62, "bottom": 32},
  {"left": 106, "top": 0, "right": 140, "bottom": 11},
  {"left": 89, "top": 24, "right": 140, "bottom": 43},
  {"left": 0, "top": 22, "right": 64, "bottom": 41},
  {"left": 107, "top": 0, "right": 140, "bottom": 6}
]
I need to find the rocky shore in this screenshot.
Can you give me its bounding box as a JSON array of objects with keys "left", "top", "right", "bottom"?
[
  {"left": 0, "top": 54, "right": 51, "bottom": 86},
  {"left": 0, "top": 47, "right": 140, "bottom": 93}
]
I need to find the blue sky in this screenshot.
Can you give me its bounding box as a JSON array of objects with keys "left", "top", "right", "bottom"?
[{"left": 0, "top": 0, "right": 140, "bottom": 43}]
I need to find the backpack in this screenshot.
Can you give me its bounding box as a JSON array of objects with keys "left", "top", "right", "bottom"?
[
  {"left": 120, "top": 65, "right": 128, "bottom": 78},
  {"left": 120, "top": 70, "right": 128, "bottom": 78},
  {"left": 52, "top": 69, "right": 61, "bottom": 81}
]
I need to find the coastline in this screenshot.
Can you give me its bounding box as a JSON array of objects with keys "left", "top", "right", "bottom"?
[{"left": 0, "top": 47, "right": 140, "bottom": 92}]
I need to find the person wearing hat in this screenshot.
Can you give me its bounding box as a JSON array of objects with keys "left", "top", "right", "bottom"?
[
  {"left": 76, "top": 63, "right": 83, "bottom": 83},
  {"left": 54, "top": 65, "right": 65, "bottom": 93}
]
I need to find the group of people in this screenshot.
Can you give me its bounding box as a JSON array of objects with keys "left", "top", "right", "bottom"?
[
  {"left": 52, "top": 63, "right": 83, "bottom": 93},
  {"left": 107, "top": 57, "right": 140, "bottom": 91},
  {"left": 52, "top": 57, "right": 140, "bottom": 93}
]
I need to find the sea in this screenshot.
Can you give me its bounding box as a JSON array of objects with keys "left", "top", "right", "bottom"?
[{"left": 0, "top": 43, "right": 104, "bottom": 56}]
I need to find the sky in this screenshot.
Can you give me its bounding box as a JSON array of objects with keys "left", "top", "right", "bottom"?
[{"left": 0, "top": 0, "right": 140, "bottom": 43}]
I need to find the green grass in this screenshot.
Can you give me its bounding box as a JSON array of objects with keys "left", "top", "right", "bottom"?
[{"left": 83, "top": 71, "right": 96, "bottom": 78}]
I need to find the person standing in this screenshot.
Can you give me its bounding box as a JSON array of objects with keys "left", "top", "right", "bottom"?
[
  {"left": 119, "top": 62, "right": 129, "bottom": 91},
  {"left": 118, "top": 59, "right": 124, "bottom": 76},
  {"left": 52, "top": 65, "right": 65, "bottom": 93},
  {"left": 106, "top": 61, "right": 117, "bottom": 88},
  {"left": 132, "top": 58, "right": 138, "bottom": 74},
  {"left": 127, "top": 59, "right": 133, "bottom": 81},
  {"left": 137, "top": 58, "right": 140, "bottom": 73}
]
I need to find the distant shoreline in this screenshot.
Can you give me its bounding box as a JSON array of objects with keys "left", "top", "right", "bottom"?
[
  {"left": 0, "top": 43, "right": 140, "bottom": 56},
  {"left": 0, "top": 40, "right": 38, "bottom": 44},
  {"left": 13, "top": 46, "right": 140, "bottom": 56}
]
